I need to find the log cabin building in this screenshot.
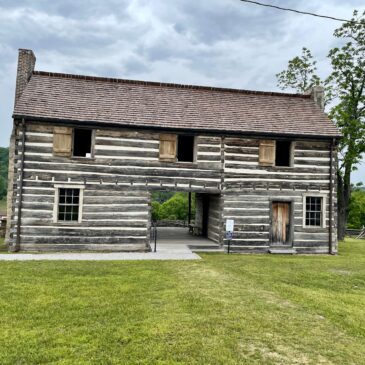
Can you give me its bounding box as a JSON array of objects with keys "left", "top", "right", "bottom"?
[{"left": 6, "top": 49, "right": 341, "bottom": 253}]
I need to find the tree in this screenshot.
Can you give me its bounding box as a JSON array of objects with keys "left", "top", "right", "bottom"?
[
  {"left": 348, "top": 188, "right": 365, "bottom": 229},
  {"left": 0, "top": 147, "right": 9, "bottom": 200},
  {"left": 277, "top": 11, "right": 365, "bottom": 240},
  {"left": 276, "top": 47, "right": 321, "bottom": 92},
  {"left": 151, "top": 192, "right": 196, "bottom": 221},
  {"left": 151, "top": 191, "right": 175, "bottom": 204},
  {"left": 151, "top": 201, "right": 161, "bottom": 221},
  {"left": 327, "top": 12, "right": 365, "bottom": 239}
]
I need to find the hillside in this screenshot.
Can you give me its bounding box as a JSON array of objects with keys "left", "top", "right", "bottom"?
[{"left": 0, "top": 147, "right": 8, "bottom": 201}]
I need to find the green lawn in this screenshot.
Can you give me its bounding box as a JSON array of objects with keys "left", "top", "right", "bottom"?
[{"left": 0, "top": 240, "right": 365, "bottom": 364}]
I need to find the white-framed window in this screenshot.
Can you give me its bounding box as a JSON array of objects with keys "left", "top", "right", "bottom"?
[
  {"left": 302, "top": 194, "right": 326, "bottom": 228},
  {"left": 53, "top": 184, "right": 85, "bottom": 223}
]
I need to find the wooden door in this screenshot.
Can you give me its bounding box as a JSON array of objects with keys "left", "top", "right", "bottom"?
[{"left": 271, "top": 202, "right": 291, "bottom": 245}]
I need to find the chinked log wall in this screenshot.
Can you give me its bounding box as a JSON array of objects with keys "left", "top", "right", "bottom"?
[
  {"left": 7, "top": 122, "right": 337, "bottom": 253},
  {"left": 8, "top": 123, "right": 222, "bottom": 251},
  {"left": 207, "top": 195, "right": 222, "bottom": 243},
  {"left": 223, "top": 138, "right": 337, "bottom": 253}
]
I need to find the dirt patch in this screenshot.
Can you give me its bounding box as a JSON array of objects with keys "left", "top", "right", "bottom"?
[
  {"left": 329, "top": 269, "right": 353, "bottom": 276},
  {"left": 241, "top": 342, "right": 334, "bottom": 365}
]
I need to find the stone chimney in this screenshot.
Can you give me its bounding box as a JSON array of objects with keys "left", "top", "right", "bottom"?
[
  {"left": 14, "top": 49, "right": 36, "bottom": 105},
  {"left": 306, "top": 85, "right": 325, "bottom": 110}
]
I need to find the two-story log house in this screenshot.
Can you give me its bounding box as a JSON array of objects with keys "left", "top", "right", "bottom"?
[{"left": 6, "top": 49, "right": 341, "bottom": 253}]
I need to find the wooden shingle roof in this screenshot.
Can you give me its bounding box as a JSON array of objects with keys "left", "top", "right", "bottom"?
[{"left": 13, "top": 71, "right": 341, "bottom": 138}]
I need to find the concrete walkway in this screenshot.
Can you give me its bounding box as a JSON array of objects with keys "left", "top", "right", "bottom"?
[
  {"left": 0, "top": 228, "right": 205, "bottom": 261},
  {"left": 0, "top": 250, "right": 201, "bottom": 261},
  {"left": 156, "top": 227, "right": 216, "bottom": 247}
]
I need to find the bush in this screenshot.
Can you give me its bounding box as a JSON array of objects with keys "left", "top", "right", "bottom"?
[
  {"left": 151, "top": 201, "right": 161, "bottom": 221},
  {"left": 348, "top": 189, "right": 365, "bottom": 229},
  {"left": 151, "top": 192, "right": 195, "bottom": 221}
]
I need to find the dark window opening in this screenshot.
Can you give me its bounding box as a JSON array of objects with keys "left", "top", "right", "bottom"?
[
  {"left": 58, "top": 188, "right": 80, "bottom": 222},
  {"left": 73, "top": 129, "right": 92, "bottom": 157},
  {"left": 305, "top": 196, "right": 322, "bottom": 227},
  {"left": 177, "top": 135, "right": 195, "bottom": 162},
  {"left": 275, "top": 141, "right": 291, "bottom": 166}
]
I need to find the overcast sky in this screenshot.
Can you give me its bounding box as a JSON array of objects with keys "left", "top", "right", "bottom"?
[{"left": 0, "top": 0, "right": 364, "bottom": 182}]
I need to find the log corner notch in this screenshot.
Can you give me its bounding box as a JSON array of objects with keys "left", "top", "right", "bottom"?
[
  {"left": 11, "top": 119, "right": 26, "bottom": 252},
  {"left": 5, "top": 121, "right": 19, "bottom": 251},
  {"left": 329, "top": 137, "right": 336, "bottom": 255}
]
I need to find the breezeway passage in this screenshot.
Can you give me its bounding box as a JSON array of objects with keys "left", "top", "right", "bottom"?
[{"left": 155, "top": 227, "right": 223, "bottom": 253}]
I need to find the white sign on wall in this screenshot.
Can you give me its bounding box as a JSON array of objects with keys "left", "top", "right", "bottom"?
[{"left": 226, "top": 219, "right": 234, "bottom": 232}]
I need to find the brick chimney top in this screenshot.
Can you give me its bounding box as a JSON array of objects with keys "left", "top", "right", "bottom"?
[
  {"left": 305, "top": 85, "right": 325, "bottom": 110},
  {"left": 14, "top": 49, "right": 36, "bottom": 106}
]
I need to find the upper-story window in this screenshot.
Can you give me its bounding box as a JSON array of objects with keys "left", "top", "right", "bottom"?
[
  {"left": 259, "top": 140, "right": 293, "bottom": 167},
  {"left": 73, "top": 128, "right": 93, "bottom": 157},
  {"left": 53, "top": 127, "right": 93, "bottom": 158},
  {"left": 275, "top": 141, "right": 292, "bottom": 166},
  {"left": 159, "top": 134, "right": 196, "bottom": 162},
  {"left": 177, "top": 135, "right": 195, "bottom": 162}
]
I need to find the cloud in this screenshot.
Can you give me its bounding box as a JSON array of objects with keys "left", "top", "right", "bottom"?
[{"left": 0, "top": 0, "right": 364, "bottom": 182}]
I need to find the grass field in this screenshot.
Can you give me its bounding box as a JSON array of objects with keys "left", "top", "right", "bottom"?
[{"left": 0, "top": 239, "right": 364, "bottom": 364}]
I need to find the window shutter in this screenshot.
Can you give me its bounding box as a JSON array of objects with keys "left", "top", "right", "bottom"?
[
  {"left": 159, "top": 134, "right": 177, "bottom": 162},
  {"left": 259, "top": 140, "right": 275, "bottom": 166},
  {"left": 53, "top": 127, "right": 72, "bottom": 157}
]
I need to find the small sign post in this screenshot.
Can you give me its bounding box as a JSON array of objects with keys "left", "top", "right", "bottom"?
[{"left": 226, "top": 219, "right": 234, "bottom": 254}]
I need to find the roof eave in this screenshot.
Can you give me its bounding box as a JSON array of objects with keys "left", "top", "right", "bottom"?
[{"left": 12, "top": 114, "right": 342, "bottom": 140}]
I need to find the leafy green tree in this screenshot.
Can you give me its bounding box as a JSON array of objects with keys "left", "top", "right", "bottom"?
[
  {"left": 159, "top": 193, "right": 188, "bottom": 220},
  {"left": 276, "top": 47, "right": 321, "bottom": 92},
  {"left": 0, "top": 176, "right": 6, "bottom": 200},
  {"left": 276, "top": 11, "right": 365, "bottom": 239},
  {"left": 151, "top": 191, "right": 175, "bottom": 204},
  {"left": 151, "top": 201, "right": 161, "bottom": 221},
  {"left": 327, "top": 12, "right": 365, "bottom": 238},
  {"left": 0, "top": 147, "right": 9, "bottom": 200},
  {"left": 348, "top": 188, "right": 365, "bottom": 229},
  {"left": 151, "top": 192, "right": 195, "bottom": 221}
]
